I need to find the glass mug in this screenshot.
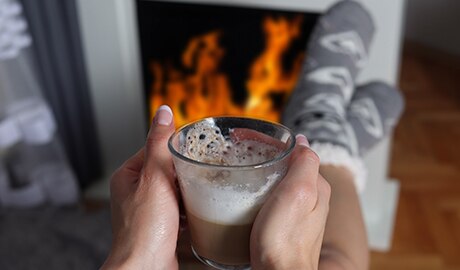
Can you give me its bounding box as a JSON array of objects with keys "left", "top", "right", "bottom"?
[{"left": 168, "top": 117, "right": 295, "bottom": 270}]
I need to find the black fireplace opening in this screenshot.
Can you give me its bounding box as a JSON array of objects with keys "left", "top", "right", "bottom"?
[{"left": 136, "top": 0, "right": 319, "bottom": 127}]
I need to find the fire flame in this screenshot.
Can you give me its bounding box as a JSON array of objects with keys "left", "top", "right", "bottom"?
[{"left": 149, "top": 16, "right": 304, "bottom": 127}]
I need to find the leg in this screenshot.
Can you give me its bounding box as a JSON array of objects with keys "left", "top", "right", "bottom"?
[{"left": 318, "top": 165, "right": 369, "bottom": 270}]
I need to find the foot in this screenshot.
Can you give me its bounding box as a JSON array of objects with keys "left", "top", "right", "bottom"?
[{"left": 347, "top": 81, "right": 405, "bottom": 156}]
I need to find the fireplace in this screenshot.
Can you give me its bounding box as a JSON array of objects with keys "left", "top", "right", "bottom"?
[
  {"left": 77, "top": 0, "right": 405, "bottom": 251},
  {"left": 137, "top": 1, "right": 319, "bottom": 126}
]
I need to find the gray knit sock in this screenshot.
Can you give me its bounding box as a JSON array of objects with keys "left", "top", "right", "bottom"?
[
  {"left": 347, "top": 81, "right": 405, "bottom": 156},
  {"left": 283, "top": 0, "right": 375, "bottom": 155},
  {"left": 282, "top": 1, "right": 379, "bottom": 192}
]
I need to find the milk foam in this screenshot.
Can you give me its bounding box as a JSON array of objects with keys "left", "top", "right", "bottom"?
[
  {"left": 178, "top": 121, "right": 285, "bottom": 225},
  {"left": 180, "top": 170, "right": 282, "bottom": 225}
]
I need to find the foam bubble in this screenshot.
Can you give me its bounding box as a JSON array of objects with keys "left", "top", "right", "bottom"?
[{"left": 180, "top": 122, "right": 229, "bottom": 165}]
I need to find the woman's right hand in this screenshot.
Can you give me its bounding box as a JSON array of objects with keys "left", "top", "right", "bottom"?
[{"left": 251, "top": 134, "right": 331, "bottom": 270}]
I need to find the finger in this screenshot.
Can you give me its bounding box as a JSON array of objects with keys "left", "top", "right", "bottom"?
[
  {"left": 272, "top": 134, "right": 321, "bottom": 213},
  {"left": 111, "top": 148, "right": 144, "bottom": 182},
  {"left": 295, "top": 134, "right": 329, "bottom": 214},
  {"left": 123, "top": 148, "right": 145, "bottom": 174},
  {"left": 143, "top": 105, "right": 175, "bottom": 176},
  {"left": 110, "top": 148, "right": 145, "bottom": 199},
  {"left": 295, "top": 133, "right": 310, "bottom": 147}
]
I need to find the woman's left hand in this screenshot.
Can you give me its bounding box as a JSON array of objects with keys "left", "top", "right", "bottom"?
[{"left": 101, "top": 105, "right": 179, "bottom": 270}]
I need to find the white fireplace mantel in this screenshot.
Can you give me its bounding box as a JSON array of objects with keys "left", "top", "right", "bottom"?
[{"left": 77, "top": 0, "right": 406, "bottom": 251}]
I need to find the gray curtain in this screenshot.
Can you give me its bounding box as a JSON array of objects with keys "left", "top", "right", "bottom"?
[{"left": 20, "top": 0, "right": 102, "bottom": 188}]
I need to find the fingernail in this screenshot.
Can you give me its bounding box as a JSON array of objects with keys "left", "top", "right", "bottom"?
[
  {"left": 296, "top": 134, "right": 310, "bottom": 147},
  {"left": 155, "top": 105, "right": 173, "bottom": 126}
]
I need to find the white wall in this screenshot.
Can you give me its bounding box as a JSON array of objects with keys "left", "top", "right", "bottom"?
[{"left": 405, "top": 0, "right": 460, "bottom": 55}]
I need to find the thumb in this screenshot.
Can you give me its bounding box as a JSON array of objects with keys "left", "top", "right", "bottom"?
[
  {"left": 266, "top": 134, "right": 321, "bottom": 213},
  {"left": 144, "top": 105, "right": 175, "bottom": 175}
]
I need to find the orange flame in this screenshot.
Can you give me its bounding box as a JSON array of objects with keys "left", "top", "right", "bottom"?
[{"left": 149, "top": 16, "right": 304, "bottom": 127}]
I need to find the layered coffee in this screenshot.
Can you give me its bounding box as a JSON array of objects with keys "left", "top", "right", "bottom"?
[{"left": 178, "top": 121, "right": 285, "bottom": 265}]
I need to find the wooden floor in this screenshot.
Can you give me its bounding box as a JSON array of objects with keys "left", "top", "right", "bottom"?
[{"left": 370, "top": 43, "right": 460, "bottom": 270}]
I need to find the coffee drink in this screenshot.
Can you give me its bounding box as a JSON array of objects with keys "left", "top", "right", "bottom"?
[{"left": 169, "top": 117, "right": 294, "bottom": 268}]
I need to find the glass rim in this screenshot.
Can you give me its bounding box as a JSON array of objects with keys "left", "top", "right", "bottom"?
[{"left": 167, "top": 116, "right": 296, "bottom": 170}]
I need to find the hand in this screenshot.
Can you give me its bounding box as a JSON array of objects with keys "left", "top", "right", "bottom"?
[
  {"left": 101, "top": 105, "right": 179, "bottom": 270},
  {"left": 250, "top": 134, "right": 331, "bottom": 270}
]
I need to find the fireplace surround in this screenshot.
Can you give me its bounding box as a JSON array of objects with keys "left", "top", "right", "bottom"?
[{"left": 76, "top": 0, "right": 405, "bottom": 251}]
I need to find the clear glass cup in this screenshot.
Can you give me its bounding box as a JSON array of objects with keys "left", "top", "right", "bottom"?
[{"left": 168, "top": 117, "right": 295, "bottom": 270}]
